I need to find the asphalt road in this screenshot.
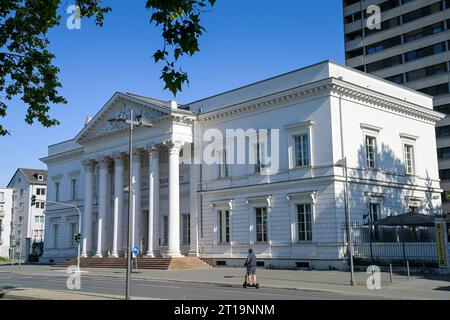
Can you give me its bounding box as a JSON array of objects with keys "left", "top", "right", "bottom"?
[{"left": 0, "top": 271, "right": 376, "bottom": 300}]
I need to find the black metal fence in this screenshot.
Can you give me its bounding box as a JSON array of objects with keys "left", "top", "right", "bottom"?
[{"left": 350, "top": 222, "right": 439, "bottom": 268}]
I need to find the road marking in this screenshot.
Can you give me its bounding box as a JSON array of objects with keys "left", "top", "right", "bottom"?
[{"left": 134, "top": 283, "right": 181, "bottom": 289}]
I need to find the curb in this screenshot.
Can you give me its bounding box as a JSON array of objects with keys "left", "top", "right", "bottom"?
[{"left": 0, "top": 287, "right": 159, "bottom": 300}]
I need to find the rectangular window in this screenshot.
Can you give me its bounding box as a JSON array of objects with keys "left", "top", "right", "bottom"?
[
  {"left": 35, "top": 201, "right": 45, "bottom": 209},
  {"left": 218, "top": 150, "right": 229, "bottom": 178},
  {"left": 255, "top": 207, "right": 268, "bottom": 243},
  {"left": 436, "top": 125, "right": 450, "bottom": 137},
  {"left": 182, "top": 214, "right": 190, "bottom": 245},
  {"left": 406, "top": 63, "right": 448, "bottom": 82},
  {"left": 438, "top": 147, "right": 450, "bottom": 159},
  {"left": 435, "top": 104, "right": 450, "bottom": 114},
  {"left": 365, "top": 136, "right": 377, "bottom": 168},
  {"left": 404, "top": 22, "right": 445, "bottom": 43},
  {"left": 404, "top": 42, "right": 446, "bottom": 62},
  {"left": 294, "top": 134, "right": 310, "bottom": 167},
  {"left": 418, "top": 83, "right": 449, "bottom": 96},
  {"left": 385, "top": 74, "right": 404, "bottom": 84},
  {"left": 70, "top": 179, "right": 78, "bottom": 201},
  {"left": 365, "top": 35, "right": 402, "bottom": 55},
  {"left": 346, "top": 48, "right": 363, "bottom": 59},
  {"left": 297, "top": 204, "right": 312, "bottom": 241},
  {"left": 52, "top": 224, "right": 58, "bottom": 248},
  {"left": 54, "top": 182, "right": 60, "bottom": 202},
  {"left": 366, "top": 55, "right": 402, "bottom": 72},
  {"left": 36, "top": 188, "right": 46, "bottom": 196},
  {"left": 0, "top": 204, "right": 4, "bottom": 215},
  {"left": 218, "top": 210, "right": 230, "bottom": 243},
  {"left": 404, "top": 144, "right": 415, "bottom": 175},
  {"left": 403, "top": 2, "right": 443, "bottom": 24},
  {"left": 0, "top": 192, "right": 4, "bottom": 202},
  {"left": 365, "top": 17, "right": 400, "bottom": 36}
]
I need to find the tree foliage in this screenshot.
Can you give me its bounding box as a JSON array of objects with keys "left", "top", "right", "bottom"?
[
  {"left": 147, "top": 0, "right": 215, "bottom": 95},
  {"left": 0, "top": 0, "right": 214, "bottom": 136}
]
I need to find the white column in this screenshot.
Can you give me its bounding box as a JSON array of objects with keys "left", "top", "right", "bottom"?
[
  {"left": 111, "top": 153, "right": 125, "bottom": 257},
  {"left": 167, "top": 140, "right": 183, "bottom": 257},
  {"left": 146, "top": 145, "right": 160, "bottom": 257},
  {"left": 188, "top": 147, "right": 199, "bottom": 256},
  {"left": 95, "top": 157, "right": 109, "bottom": 257},
  {"left": 132, "top": 149, "right": 142, "bottom": 252},
  {"left": 82, "top": 160, "right": 95, "bottom": 257}
]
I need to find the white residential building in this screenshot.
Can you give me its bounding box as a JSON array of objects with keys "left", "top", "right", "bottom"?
[
  {"left": 0, "top": 188, "right": 13, "bottom": 258},
  {"left": 40, "top": 61, "right": 444, "bottom": 269},
  {"left": 7, "top": 169, "right": 47, "bottom": 261}
]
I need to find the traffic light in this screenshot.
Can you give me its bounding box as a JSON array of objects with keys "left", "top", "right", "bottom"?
[
  {"left": 73, "top": 233, "right": 81, "bottom": 244},
  {"left": 31, "top": 195, "right": 36, "bottom": 206}
]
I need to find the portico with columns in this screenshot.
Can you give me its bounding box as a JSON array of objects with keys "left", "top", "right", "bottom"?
[{"left": 72, "top": 93, "right": 199, "bottom": 258}]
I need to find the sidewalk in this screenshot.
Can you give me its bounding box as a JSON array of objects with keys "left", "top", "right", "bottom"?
[
  {"left": 0, "top": 286, "right": 157, "bottom": 300},
  {"left": 1, "top": 264, "right": 449, "bottom": 299}
]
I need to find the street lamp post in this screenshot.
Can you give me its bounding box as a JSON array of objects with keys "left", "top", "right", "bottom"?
[
  {"left": 336, "top": 157, "right": 356, "bottom": 286},
  {"left": 109, "top": 109, "right": 152, "bottom": 300}
]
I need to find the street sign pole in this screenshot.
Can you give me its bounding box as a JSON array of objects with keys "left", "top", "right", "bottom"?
[{"left": 125, "top": 109, "right": 134, "bottom": 300}]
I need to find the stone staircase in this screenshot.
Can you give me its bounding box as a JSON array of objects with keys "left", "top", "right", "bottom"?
[{"left": 53, "top": 256, "right": 211, "bottom": 270}]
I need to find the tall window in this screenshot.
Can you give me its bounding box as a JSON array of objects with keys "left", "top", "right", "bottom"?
[
  {"left": 52, "top": 224, "right": 59, "bottom": 248},
  {"left": 365, "top": 136, "right": 376, "bottom": 168},
  {"left": 218, "top": 210, "right": 230, "bottom": 243},
  {"left": 54, "top": 182, "right": 60, "bottom": 202},
  {"left": 294, "top": 134, "right": 310, "bottom": 167},
  {"left": 0, "top": 204, "right": 3, "bottom": 215},
  {"left": 218, "top": 150, "right": 229, "bottom": 178},
  {"left": 255, "top": 207, "right": 268, "bottom": 243},
  {"left": 297, "top": 204, "right": 312, "bottom": 241},
  {"left": 0, "top": 192, "right": 4, "bottom": 202},
  {"left": 70, "top": 179, "right": 78, "bottom": 201},
  {"left": 182, "top": 214, "right": 190, "bottom": 245},
  {"left": 404, "top": 144, "right": 415, "bottom": 174}
]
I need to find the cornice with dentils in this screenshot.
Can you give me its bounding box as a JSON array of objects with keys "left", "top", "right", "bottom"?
[{"left": 198, "top": 77, "right": 445, "bottom": 124}]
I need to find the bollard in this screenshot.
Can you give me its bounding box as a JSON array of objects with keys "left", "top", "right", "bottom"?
[
  {"left": 406, "top": 261, "right": 410, "bottom": 279},
  {"left": 389, "top": 263, "right": 393, "bottom": 283}
]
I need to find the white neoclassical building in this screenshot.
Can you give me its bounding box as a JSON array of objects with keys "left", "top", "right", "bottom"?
[{"left": 40, "top": 61, "right": 445, "bottom": 269}]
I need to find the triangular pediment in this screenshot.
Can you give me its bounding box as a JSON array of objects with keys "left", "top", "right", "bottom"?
[{"left": 75, "top": 92, "right": 172, "bottom": 144}]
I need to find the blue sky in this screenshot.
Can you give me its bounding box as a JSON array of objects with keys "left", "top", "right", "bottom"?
[{"left": 0, "top": 0, "right": 344, "bottom": 186}]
